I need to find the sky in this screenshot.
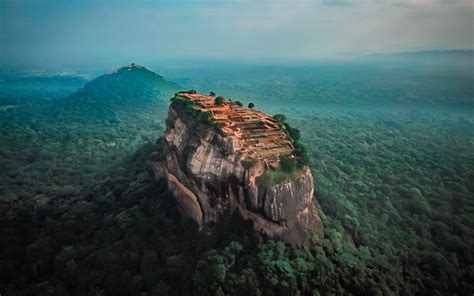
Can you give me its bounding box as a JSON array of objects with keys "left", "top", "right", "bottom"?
[{"left": 1, "top": 0, "right": 473, "bottom": 67}]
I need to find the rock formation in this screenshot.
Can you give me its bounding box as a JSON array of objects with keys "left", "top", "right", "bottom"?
[{"left": 153, "top": 92, "right": 323, "bottom": 246}]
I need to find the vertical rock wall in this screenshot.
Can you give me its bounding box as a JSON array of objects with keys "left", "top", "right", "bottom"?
[{"left": 153, "top": 105, "right": 323, "bottom": 246}]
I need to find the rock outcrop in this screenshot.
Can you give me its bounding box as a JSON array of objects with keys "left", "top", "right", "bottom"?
[{"left": 153, "top": 93, "right": 323, "bottom": 246}]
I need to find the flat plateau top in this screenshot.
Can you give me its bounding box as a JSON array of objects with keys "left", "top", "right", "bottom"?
[{"left": 177, "top": 93, "right": 294, "bottom": 167}]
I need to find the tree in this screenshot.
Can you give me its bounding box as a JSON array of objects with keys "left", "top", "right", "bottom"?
[
  {"left": 248, "top": 102, "right": 255, "bottom": 108},
  {"left": 280, "top": 156, "right": 298, "bottom": 174},
  {"left": 287, "top": 127, "right": 301, "bottom": 142},
  {"left": 209, "top": 91, "right": 216, "bottom": 97},
  {"left": 235, "top": 101, "right": 243, "bottom": 107},
  {"left": 241, "top": 158, "right": 257, "bottom": 169},
  {"left": 0, "top": 191, "right": 18, "bottom": 203},
  {"left": 257, "top": 241, "right": 297, "bottom": 294},
  {"left": 177, "top": 89, "right": 196, "bottom": 94},
  {"left": 215, "top": 96, "right": 225, "bottom": 106},
  {"left": 198, "top": 111, "right": 212, "bottom": 124},
  {"left": 273, "top": 114, "right": 286, "bottom": 122},
  {"left": 193, "top": 241, "right": 243, "bottom": 294},
  {"left": 294, "top": 143, "right": 309, "bottom": 166}
]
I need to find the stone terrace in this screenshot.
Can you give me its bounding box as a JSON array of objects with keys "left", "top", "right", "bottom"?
[{"left": 177, "top": 93, "right": 295, "bottom": 168}]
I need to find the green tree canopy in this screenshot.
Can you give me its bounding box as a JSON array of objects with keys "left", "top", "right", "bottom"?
[{"left": 215, "top": 96, "right": 225, "bottom": 106}]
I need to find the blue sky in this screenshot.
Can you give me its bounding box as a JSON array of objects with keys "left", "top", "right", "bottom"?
[{"left": 1, "top": 0, "right": 472, "bottom": 66}]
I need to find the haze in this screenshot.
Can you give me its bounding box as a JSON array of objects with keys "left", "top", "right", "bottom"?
[{"left": 1, "top": 0, "right": 472, "bottom": 67}]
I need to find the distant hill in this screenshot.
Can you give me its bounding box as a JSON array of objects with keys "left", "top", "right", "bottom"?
[
  {"left": 361, "top": 50, "right": 474, "bottom": 65},
  {"left": 65, "top": 64, "right": 180, "bottom": 106},
  {"left": 356, "top": 49, "right": 474, "bottom": 78},
  {"left": 367, "top": 49, "right": 472, "bottom": 57},
  {"left": 0, "top": 65, "right": 182, "bottom": 196},
  {"left": 48, "top": 63, "right": 182, "bottom": 130}
]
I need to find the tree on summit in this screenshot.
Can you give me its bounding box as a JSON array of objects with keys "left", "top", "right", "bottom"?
[
  {"left": 273, "top": 114, "right": 286, "bottom": 122},
  {"left": 215, "top": 96, "right": 225, "bottom": 106}
]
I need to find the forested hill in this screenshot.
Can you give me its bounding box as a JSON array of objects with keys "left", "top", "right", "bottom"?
[
  {"left": 48, "top": 64, "right": 182, "bottom": 123},
  {"left": 0, "top": 65, "right": 181, "bottom": 201},
  {"left": 63, "top": 64, "right": 180, "bottom": 107}
]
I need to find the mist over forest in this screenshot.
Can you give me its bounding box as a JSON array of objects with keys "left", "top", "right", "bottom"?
[{"left": 1, "top": 52, "right": 473, "bottom": 295}]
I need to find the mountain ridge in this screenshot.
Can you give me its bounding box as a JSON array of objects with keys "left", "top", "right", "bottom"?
[{"left": 362, "top": 49, "right": 474, "bottom": 60}]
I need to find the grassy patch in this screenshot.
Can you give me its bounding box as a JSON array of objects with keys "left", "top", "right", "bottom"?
[{"left": 258, "top": 162, "right": 304, "bottom": 187}]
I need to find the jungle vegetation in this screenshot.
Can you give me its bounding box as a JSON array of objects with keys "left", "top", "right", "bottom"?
[{"left": 0, "top": 60, "right": 473, "bottom": 295}]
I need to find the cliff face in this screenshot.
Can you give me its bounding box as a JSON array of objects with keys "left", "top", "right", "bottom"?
[{"left": 153, "top": 101, "right": 323, "bottom": 246}]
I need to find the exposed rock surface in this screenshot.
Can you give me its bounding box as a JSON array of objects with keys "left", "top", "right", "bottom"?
[{"left": 153, "top": 103, "right": 323, "bottom": 246}]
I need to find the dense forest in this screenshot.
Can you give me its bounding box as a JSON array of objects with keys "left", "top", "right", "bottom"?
[{"left": 0, "top": 62, "right": 473, "bottom": 295}]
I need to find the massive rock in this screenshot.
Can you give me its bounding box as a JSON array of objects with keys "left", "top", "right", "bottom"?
[{"left": 153, "top": 96, "right": 323, "bottom": 246}]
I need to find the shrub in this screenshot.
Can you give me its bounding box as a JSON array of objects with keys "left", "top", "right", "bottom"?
[
  {"left": 280, "top": 156, "right": 298, "bottom": 174},
  {"left": 287, "top": 127, "right": 301, "bottom": 142},
  {"left": 258, "top": 157, "right": 304, "bottom": 187},
  {"left": 170, "top": 96, "right": 193, "bottom": 110},
  {"left": 258, "top": 169, "right": 290, "bottom": 187},
  {"left": 273, "top": 114, "right": 287, "bottom": 122},
  {"left": 198, "top": 111, "right": 212, "bottom": 124},
  {"left": 176, "top": 89, "right": 196, "bottom": 94},
  {"left": 213, "top": 123, "right": 225, "bottom": 136},
  {"left": 294, "top": 143, "right": 309, "bottom": 166},
  {"left": 241, "top": 159, "right": 258, "bottom": 169},
  {"left": 0, "top": 192, "right": 18, "bottom": 203},
  {"left": 278, "top": 118, "right": 300, "bottom": 143},
  {"left": 215, "top": 96, "right": 225, "bottom": 106}
]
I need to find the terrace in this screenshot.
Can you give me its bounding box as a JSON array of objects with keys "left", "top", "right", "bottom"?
[{"left": 177, "top": 93, "right": 295, "bottom": 168}]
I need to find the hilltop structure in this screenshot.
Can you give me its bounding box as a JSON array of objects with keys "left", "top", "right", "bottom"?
[
  {"left": 154, "top": 91, "right": 323, "bottom": 246},
  {"left": 177, "top": 93, "right": 295, "bottom": 169},
  {"left": 112, "top": 63, "right": 143, "bottom": 73}
]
